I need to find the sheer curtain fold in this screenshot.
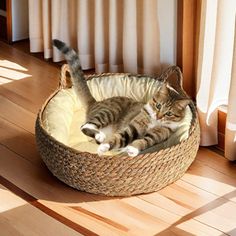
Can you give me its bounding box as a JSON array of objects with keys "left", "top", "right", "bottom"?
[
  {"left": 77, "top": 0, "right": 94, "bottom": 69},
  {"left": 138, "top": 0, "right": 160, "bottom": 74},
  {"left": 197, "top": 0, "right": 236, "bottom": 160},
  {"left": 28, "top": 0, "right": 160, "bottom": 74},
  {"left": 29, "top": 0, "right": 43, "bottom": 52},
  {"left": 94, "top": 0, "right": 109, "bottom": 72},
  {"left": 109, "top": 0, "right": 123, "bottom": 72},
  {"left": 42, "top": 0, "right": 52, "bottom": 59}
]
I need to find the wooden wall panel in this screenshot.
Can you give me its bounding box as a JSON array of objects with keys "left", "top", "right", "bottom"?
[
  {"left": 177, "top": 0, "right": 201, "bottom": 99},
  {"left": 6, "top": 0, "right": 12, "bottom": 43}
]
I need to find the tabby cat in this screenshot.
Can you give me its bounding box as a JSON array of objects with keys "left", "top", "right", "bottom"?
[{"left": 53, "top": 39, "right": 190, "bottom": 157}]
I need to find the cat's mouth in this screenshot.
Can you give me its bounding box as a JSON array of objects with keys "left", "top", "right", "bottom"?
[
  {"left": 156, "top": 114, "right": 163, "bottom": 120},
  {"left": 163, "top": 121, "right": 171, "bottom": 124}
]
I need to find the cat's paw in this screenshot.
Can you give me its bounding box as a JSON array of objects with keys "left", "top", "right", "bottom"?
[
  {"left": 97, "top": 143, "right": 110, "bottom": 156},
  {"left": 80, "top": 123, "right": 99, "bottom": 137},
  {"left": 126, "top": 146, "right": 140, "bottom": 157},
  {"left": 95, "top": 132, "right": 106, "bottom": 144}
]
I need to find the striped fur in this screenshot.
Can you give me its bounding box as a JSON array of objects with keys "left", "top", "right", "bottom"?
[
  {"left": 53, "top": 39, "right": 96, "bottom": 108},
  {"left": 97, "top": 83, "right": 190, "bottom": 156},
  {"left": 53, "top": 40, "right": 190, "bottom": 157}
]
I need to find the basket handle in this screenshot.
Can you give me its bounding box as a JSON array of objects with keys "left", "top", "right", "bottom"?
[{"left": 59, "top": 64, "right": 71, "bottom": 89}]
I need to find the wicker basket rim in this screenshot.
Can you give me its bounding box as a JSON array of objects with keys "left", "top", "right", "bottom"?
[{"left": 60, "top": 64, "right": 184, "bottom": 88}]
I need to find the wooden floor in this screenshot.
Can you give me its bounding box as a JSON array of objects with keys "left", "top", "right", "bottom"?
[{"left": 1, "top": 41, "right": 236, "bottom": 236}]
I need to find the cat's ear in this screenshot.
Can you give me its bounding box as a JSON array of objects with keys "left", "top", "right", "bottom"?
[
  {"left": 159, "top": 82, "right": 169, "bottom": 95},
  {"left": 174, "top": 98, "right": 190, "bottom": 109}
]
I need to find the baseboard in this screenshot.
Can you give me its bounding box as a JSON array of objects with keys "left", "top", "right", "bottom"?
[{"left": 217, "top": 106, "right": 227, "bottom": 151}]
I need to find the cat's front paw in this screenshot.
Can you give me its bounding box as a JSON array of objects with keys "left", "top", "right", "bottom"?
[
  {"left": 95, "top": 132, "right": 106, "bottom": 144},
  {"left": 81, "top": 123, "right": 99, "bottom": 137},
  {"left": 126, "top": 146, "right": 140, "bottom": 157},
  {"left": 97, "top": 143, "right": 110, "bottom": 156}
]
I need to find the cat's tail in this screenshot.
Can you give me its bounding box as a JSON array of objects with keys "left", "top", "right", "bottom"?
[{"left": 53, "top": 39, "right": 96, "bottom": 108}]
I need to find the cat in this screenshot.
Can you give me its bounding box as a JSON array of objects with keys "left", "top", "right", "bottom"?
[{"left": 53, "top": 39, "right": 190, "bottom": 157}]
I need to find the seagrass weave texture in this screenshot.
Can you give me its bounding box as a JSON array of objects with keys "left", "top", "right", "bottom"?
[{"left": 35, "top": 65, "right": 200, "bottom": 196}]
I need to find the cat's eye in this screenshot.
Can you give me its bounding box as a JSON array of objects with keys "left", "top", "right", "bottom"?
[
  {"left": 165, "top": 111, "right": 173, "bottom": 116},
  {"left": 156, "top": 103, "right": 161, "bottom": 110}
]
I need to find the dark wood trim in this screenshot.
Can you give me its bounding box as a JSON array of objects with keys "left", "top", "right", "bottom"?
[
  {"left": 177, "top": 0, "right": 183, "bottom": 75},
  {"left": 6, "top": 0, "right": 12, "bottom": 43},
  {"left": 217, "top": 109, "right": 227, "bottom": 151},
  {"left": 177, "top": 0, "right": 201, "bottom": 99}
]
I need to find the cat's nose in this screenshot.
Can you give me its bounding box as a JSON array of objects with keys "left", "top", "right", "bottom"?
[{"left": 156, "top": 113, "right": 163, "bottom": 119}]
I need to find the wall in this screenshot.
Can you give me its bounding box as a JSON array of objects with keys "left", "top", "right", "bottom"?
[
  {"left": 12, "top": 0, "right": 29, "bottom": 41},
  {"left": 158, "top": 0, "right": 177, "bottom": 67}
]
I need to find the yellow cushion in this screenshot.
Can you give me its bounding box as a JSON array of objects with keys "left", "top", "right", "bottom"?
[{"left": 42, "top": 74, "right": 192, "bottom": 156}]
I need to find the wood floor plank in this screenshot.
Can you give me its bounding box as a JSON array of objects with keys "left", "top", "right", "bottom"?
[
  {"left": 182, "top": 160, "right": 236, "bottom": 201},
  {"left": 0, "top": 95, "right": 35, "bottom": 133},
  {"left": 0, "top": 117, "right": 40, "bottom": 164},
  {"left": 0, "top": 86, "right": 39, "bottom": 114},
  {"left": 194, "top": 200, "right": 236, "bottom": 235},
  {"left": 0, "top": 144, "right": 94, "bottom": 203},
  {"left": 139, "top": 179, "right": 236, "bottom": 235},
  {"left": 139, "top": 179, "right": 218, "bottom": 217},
  {"left": 0, "top": 184, "right": 81, "bottom": 236},
  {"left": 41, "top": 202, "right": 128, "bottom": 236},
  {"left": 159, "top": 180, "right": 218, "bottom": 211},
  {"left": 0, "top": 42, "right": 59, "bottom": 115},
  {"left": 71, "top": 205, "right": 130, "bottom": 232},
  {"left": 169, "top": 219, "right": 228, "bottom": 236},
  {"left": 197, "top": 147, "right": 236, "bottom": 179},
  {"left": 158, "top": 179, "right": 236, "bottom": 235},
  {"left": 82, "top": 199, "right": 170, "bottom": 235},
  {"left": 122, "top": 197, "right": 181, "bottom": 224},
  {"left": 0, "top": 176, "right": 100, "bottom": 236}
]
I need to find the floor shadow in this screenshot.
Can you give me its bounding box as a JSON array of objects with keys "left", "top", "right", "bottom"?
[
  {"left": 224, "top": 228, "right": 236, "bottom": 235},
  {"left": 0, "top": 204, "right": 82, "bottom": 235},
  {"left": 155, "top": 228, "right": 195, "bottom": 236},
  {"left": 0, "top": 142, "right": 119, "bottom": 204}
]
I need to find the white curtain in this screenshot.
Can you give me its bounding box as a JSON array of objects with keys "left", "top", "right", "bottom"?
[
  {"left": 196, "top": 0, "right": 236, "bottom": 160},
  {"left": 28, "top": 0, "right": 160, "bottom": 74}
]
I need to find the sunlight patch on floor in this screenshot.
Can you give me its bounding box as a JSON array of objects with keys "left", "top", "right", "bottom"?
[
  {"left": 194, "top": 201, "right": 236, "bottom": 233},
  {"left": 183, "top": 173, "right": 236, "bottom": 196},
  {"left": 0, "top": 60, "right": 31, "bottom": 85},
  {"left": 175, "top": 218, "right": 224, "bottom": 235},
  {"left": 0, "top": 60, "right": 28, "bottom": 71},
  {"left": 0, "top": 188, "right": 27, "bottom": 213}
]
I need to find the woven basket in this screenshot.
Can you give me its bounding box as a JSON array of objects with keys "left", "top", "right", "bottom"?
[{"left": 35, "top": 65, "right": 200, "bottom": 196}]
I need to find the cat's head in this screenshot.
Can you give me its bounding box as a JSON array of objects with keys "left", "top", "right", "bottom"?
[{"left": 145, "top": 82, "right": 190, "bottom": 123}]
